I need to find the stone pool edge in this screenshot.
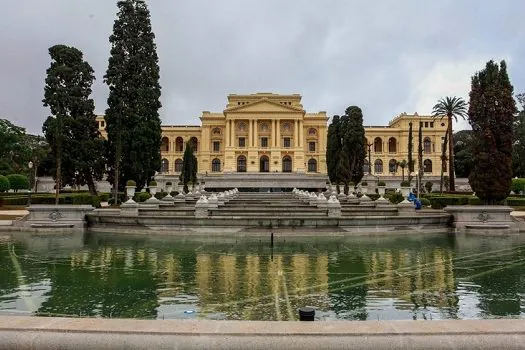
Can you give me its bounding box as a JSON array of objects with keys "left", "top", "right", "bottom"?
[{"left": 1, "top": 316, "right": 524, "bottom": 349}]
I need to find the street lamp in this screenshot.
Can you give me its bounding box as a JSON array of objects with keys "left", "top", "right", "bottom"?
[
  {"left": 27, "top": 161, "right": 33, "bottom": 206},
  {"left": 366, "top": 142, "right": 373, "bottom": 175}
]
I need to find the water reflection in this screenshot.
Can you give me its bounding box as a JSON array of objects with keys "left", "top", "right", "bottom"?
[{"left": 1, "top": 233, "right": 525, "bottom": 320}]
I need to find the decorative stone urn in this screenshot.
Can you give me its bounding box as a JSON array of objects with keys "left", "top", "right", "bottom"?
[
  {"left": 377, "top": 186, "right": 386, "bottom": 197},
  {"left": 125, "top": 186, "right": 136, "bottom": 203}
]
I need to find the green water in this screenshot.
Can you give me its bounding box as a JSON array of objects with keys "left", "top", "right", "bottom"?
[{"left": 1, "top": 233, "right": 525, "bottom": 321}]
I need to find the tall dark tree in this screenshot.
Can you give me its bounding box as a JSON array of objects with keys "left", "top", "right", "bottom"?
[
  {"left": 326, "top": 115, "right": 342, "bottom": 184},
  {"left": 512, "top": 94, "right": 525, "bottom": 177},
  {"left": 468, "top": 60, "right": 517, "bottom": 204},
  {"left": 43, "top": 45, "right": 103, "bottom": 201},
  {"left": 453, "top": 130, "right": 474, "bottom": 178},
  {"left": 104, "top": 0, "right": 162, "bottom": 202},
  {"left": 180, "top": 142, "right": 197, "bottom": 193},
  {"left": 432, "top": 96, "right": 468, "bottom": 191},
  {"left": 343, "top": 106, "right": 365, "bottom": 185},
  {"left": 407, "top": 121, "right": 414, "bottom": 182}
]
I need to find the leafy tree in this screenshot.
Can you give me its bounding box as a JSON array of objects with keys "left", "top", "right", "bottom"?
[
  {"left": 468, "top": 60, "right": 517, "bottom": 204},
  {"left": 326, "top": 115, "right": 342, "bottom": 184},
  {"left": 432, "top": 96, "right": 468, "bottom": 191},
  {"left": 0, "top": 175, "right": 9, "bottom": 192},
  {"left": 104, "top": 0, "right": 162, "bottom": 203},
  {"left": 43, "top": 44, "right": 104, "bottom": 201},
  {"left": 6, "top": 174, "right": 29, "bottom": 192},
  {"left": 407, "top": 121, "right": 414, "bottom": 182},
  {"left": 0, "top": 119, "right": 31, "bottom": 174},
  {"left": 180, "top": 142, "right": 197, "bottom": 193},
  {"left": 453, "top": 130, "right": 474, "bottom": 178}
]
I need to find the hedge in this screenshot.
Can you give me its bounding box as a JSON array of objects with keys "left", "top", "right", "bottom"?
[
  {"left": 511, "top": 178, "right": 525, "bottom": 194},
  {"left": 1, "top": 193, "right": 100, "bottom": 208},
  {"left": 6, "top": 174, "right": 29, "bottom": 191},
  {"left": 0, "top": 175, "right": 9, "bottom": 192},
  {"left": 134, "top": 192, "right": 151, "bottom": 202}
]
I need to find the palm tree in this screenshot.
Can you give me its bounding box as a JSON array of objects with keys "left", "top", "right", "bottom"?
[
  {"left": 432, "top": 96, "right": 468, "bottom": 191},
  {"left": 398, "top": 159, "right": 407, "bottom": 182}
]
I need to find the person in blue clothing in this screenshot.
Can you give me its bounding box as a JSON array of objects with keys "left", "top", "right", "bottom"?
[{"left": 407, "top": 191, "right": 421, "bottom": 209}]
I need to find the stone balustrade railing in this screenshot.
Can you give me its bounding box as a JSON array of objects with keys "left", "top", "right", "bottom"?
[{"left": 195, "top": 189, "right": 239, "bottom": 218}]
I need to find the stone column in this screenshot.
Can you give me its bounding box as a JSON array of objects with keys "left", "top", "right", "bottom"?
[
  {"left": 248, "top": 119, "right": 253, "bottom": 148},
  {"left": 225, "top": 120, "right": 230, "bottom": 147},
  {"left": 230, "top": 120, "right": 235, "bottom": 147},
  {"left": 276, "top": 120, "right": 281, "bottom": 148},
  {"left": 273, "top": 120, "right": 277, "bottom": 147},
  {"left": 253, "top": 119, "right": 258, "bottom": 147},
  {"left": 299, "top": 120, "right": 303, "bottom": 147},
  {"left": 294, "top": 120, "right": 299, "bottom": 148}
]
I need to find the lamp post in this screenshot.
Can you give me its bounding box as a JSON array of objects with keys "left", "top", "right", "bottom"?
[
  {"left": 27, "top": 161, "right": 33, "bottom": 206},
  {"left": 367, "top": 142, "right": 373, "bottom": 175}
]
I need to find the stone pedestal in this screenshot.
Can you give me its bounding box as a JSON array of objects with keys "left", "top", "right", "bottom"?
[
  {"left": 359, "top": 194, "right": 372, "bottom": 205},
  {"left": 444, "top": 205, "right": 519, "bottom": 234},
  {"left": 375, "top": 196, "right": 391, "bottom": 207},
  {"left": 21, "top": 205, "right": 94, "bottom": 229},
  {"left": 346, "top": 193, "right": 360, "bottom": 205},
  {"left": 316, "top": 193, "right": 328, "bottom": 209},
  {"left": 397, "top": 201, "right": 415, "bottom": 216},
  {"left": 195, "top": 196, "right": 209, "bottom": 218},
  {"left": 121, "top": 202, "right": 139, "bottom": 217},
  {"left": 327, "top": 196, "right": 341, "bottom": 217}
]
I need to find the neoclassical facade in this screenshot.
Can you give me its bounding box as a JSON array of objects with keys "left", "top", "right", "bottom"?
[
  {"left": 96, "top": 93, "right": 448, "bottom": 182},
  {"left": 156, "top": 93, "right": 328, "bottom": 176}
]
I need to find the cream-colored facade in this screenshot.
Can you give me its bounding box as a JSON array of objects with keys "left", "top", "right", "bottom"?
[{"left": 96, "top": 93, "right": 448, "bottom": 179}]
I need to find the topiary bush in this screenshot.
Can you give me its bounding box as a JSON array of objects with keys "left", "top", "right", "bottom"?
[
  {"left": 126, "top": 180, "right": 136, "bottom": 187},
  {"left": 134, "top": 192, "right": 151, "bottom": 202},
  {"left": 387, "top": 192, "right": 404, "bottom": 204},
  {"left": 6, "top": 174, "right": 29, "bottom": 192},
  {"left": 377, "top": 181, "right": 386, "bottom": 186},
  {"left": 0, "top": 175, "right": 10, "bottom": 192},
  {"left": 420, "top": 198, "right": 431, "bottom": 207},
  {"left": 98, "top": 192, "right": 110, "bottom": 202},
  {"left": 400, "top": 180, "right": 411, "bottom": 187},
  {"left": 149, "top": 180, "right": 157, "bottom": 186}
]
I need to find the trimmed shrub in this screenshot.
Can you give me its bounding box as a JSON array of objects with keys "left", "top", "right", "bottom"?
[
  {"left": 427, "top": 196, "right": 470, "bottom": 209},
  {"left": 1, "top": 193, "right": 101, "bottom": 207},
  {"left": 98, "top": 193, "right": 110, "bottom": 202},
  {"left": 134, "top": 192, "right": 151, "bottom": 202},
  {"left": 108, "top": 198, "right": 122, "bottom": 206},
  {"left": 0, "top": 175, "right": 9, "bottom": 192},
  {"left": 420, "top": 198, "right": 431, "bottom": 207},
  {"left": 387, "top": 192, "right": 404, "bottom": 204},
  {"left": 155, "top": 191, "right": 167, "bottom": 200},
  {"left": 149, "top": 180, "right": 157, "bottom": 186},
  {"left": 400, "top": 180, "right": 411, "bottom": 187},
  {"left": 126, "top": 180, "right": 136, "bottom": 187},
  {"left": 6, "top": 174, "right": 29, "bottom": 192},
  {"left": 367, "top": 193, "right": 379, "bottom": 201},
  {"left": 377, "top": 181, "right": 386, "bottom": 186},
  {"left": 507, "top": 197, "right": 525, "bottom": 206},
  {"left": 511, "top": 178, "right": 525, "bottom": 194}
]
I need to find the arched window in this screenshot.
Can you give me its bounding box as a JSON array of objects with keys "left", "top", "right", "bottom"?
[
  {"left": 175, "top": 137, "right": 184, "bottom": 152},
  {"left": 212, "top": 158, "right": 221, "bottom": 172},
  {"left": 424, "top": 137, "right": 431, "bottom": 153},
  {"left": 237, "top": 155, "right": 247, "bottom": 172},
  {"left": 389, "top": 159, "right": 397, "bottom": 173},
  {"left": 388, "top": 137, "right": 397, "bottom": 153},
  {"left": 260, "top": 155, "right": 270, "bottom": 172},
  {"left": 363, "top": 159, "right": 370, "bottom": 174},
  {"left": 307, "top": 159, "right": 317, "bottom": 172},
  {"left": 424, "top": 159, "right": 432, "bottom": 173},
  {"left": 282, "top": 156, "right": 292, "bottom": 173},
  {"left": 161, "top": 158, "right": 169, "bottom": 173},
  {"left": 190, "top": 137, "right": 198, "bottom": 152},
  {"left": 161, "top": 137, "right": 169, "bottom": 152},
  {"left": 374, "top": 159, "right": 383, "bottom": 173},
  {"left": 374, "top": 137, "right": 382, "bottom": 153},
  {"left": 174, "top": 159, "right": 183, "bottom": 172}
]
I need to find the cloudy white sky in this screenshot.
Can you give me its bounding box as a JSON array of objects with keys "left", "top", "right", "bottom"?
[{"left": 1, "top": 0, "right": 524, "bottom": 134}]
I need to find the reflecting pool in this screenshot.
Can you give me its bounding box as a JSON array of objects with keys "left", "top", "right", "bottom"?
[{"left": 1, "top": 233, "right": 525, "bottom": 321}]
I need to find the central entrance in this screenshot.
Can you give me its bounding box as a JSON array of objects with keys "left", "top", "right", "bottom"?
[{"left": 260, "top": 155, "right": 269, "bottom": 172}]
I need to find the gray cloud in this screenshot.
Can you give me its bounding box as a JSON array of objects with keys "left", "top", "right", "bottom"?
[{"left": 1, "top": 0, "right": 524, "bottom": 134}]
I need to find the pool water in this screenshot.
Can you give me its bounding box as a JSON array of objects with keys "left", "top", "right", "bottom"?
[{"left": 1, "top": 233, "right": 525, "bottom": 321}]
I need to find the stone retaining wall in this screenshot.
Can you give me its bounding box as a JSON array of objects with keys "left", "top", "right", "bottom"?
[{"left": 1, "top": 316, "right": 524, "bottom": 350}]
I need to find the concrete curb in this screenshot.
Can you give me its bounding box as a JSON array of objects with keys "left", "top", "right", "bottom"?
[{"left": 1, "top": 317, "right": 525, "bottom": 349}]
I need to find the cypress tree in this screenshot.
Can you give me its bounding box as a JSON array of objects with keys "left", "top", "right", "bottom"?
[
  {"left": 417, "top": 121, "right": 423, "bottom": 191},
  {"left": 326, "top": 115, "right": 342, "bottom": 184},
  {"left": 180, "top": 142, "right": 197, "bottom": 193},
  {"left": 407, "top": 121, "right": 414, "bottom": 182},
  {"left": 344, "top": 106, "right": 365, "bottom": 185},
  {"left": 468, "top": 60, "right": 517, "bottom": 204},
  {"left": 104, "top": 0, "right": 162, "bottom": 202},
  {"left": 42, "top": 45, "right": 104, "bottom": 201}
]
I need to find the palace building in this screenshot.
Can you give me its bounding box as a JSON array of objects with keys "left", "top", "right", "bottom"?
[{"left": 96, "top": 93, "right": 448, "bottom": 190}]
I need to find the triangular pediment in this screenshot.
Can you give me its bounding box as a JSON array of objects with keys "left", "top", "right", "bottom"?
[{"left": 224, "top": 98, "right": 304, "bottom": 113}]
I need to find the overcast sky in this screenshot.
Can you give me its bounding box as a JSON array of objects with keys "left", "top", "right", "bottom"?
[{"left": 1, "top": 0, "right": 524, "bottom": 134}]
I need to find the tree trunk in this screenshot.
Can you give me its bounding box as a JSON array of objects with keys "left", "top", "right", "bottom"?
[
  {"left": 55, "top": 157, "right": 61, "bottom": 205},
  {"left": 86, "top": 172, "right": 97, "bottom": 196},
  {"left": 448, "top": 114, "right": 455, "bottom": 191}
]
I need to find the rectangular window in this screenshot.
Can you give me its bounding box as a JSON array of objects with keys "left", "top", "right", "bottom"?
[
  {"left": 239, "top": 137, "right": 246, "bottom": 147},
  {"left": 213, "top": 141, "right": 220, "bottom": 152},
  {"left": 425, "top": 122, "right": 429, "bottom": 128},
  {"left": 308, "top": 142, "right": 316, "bottom": 152},
  {"left": 430, "top": 122, "right": 434, "bottom": 128},
  {"left": 261, "top": 137, "right": 268, "bottom": 148},
  {"left": 283, "top": 137, "right": 291, "bottom": 148}
]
